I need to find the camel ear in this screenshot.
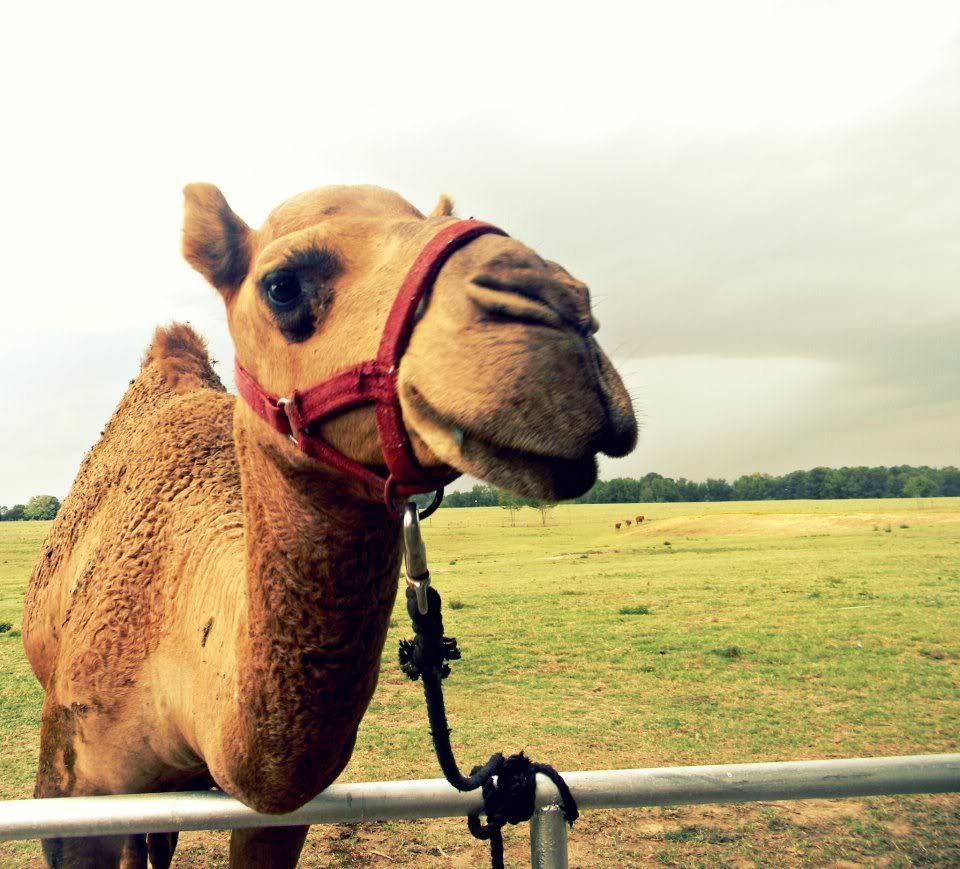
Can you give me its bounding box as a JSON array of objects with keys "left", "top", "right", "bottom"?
[
  {"left": 182, "top": 183, "right": 253, "bottom": 297},
  {"left": 429, "top": 194, "right": 455, "bottom": 218}
]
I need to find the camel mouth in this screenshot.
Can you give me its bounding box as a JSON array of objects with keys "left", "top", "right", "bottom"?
[
  {"left": 456, "top": 428, "right": 599, "bottom": 501},
  {"left": 402, "top": 385, "right": 600, "bottom": 500}
]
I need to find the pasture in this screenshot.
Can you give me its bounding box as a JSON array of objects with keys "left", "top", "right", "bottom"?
[{"left": 1, "top": 498, "right": 958, "bottom": 867}]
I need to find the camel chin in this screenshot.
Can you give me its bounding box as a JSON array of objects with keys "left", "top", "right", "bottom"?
[{"left": 453, "top": 432, "right": 600, "bottom": 501}]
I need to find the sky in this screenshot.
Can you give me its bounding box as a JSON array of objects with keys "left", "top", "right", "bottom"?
[{"left": 1, "top": 0, "right": 958, "bottom": 504}]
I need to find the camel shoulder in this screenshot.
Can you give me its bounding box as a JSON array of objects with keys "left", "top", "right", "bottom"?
[
  {"left": 56, "top": 322, "right": 234, "bottom": 537},
  {"left": 35, "top": 359, "right": 238, "bottom": 592},
  {"left": 23, "top": 328, "right": 239, "bottom": 683}
]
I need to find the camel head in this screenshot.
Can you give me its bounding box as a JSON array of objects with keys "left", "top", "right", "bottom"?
[{"left": 182, "top": 184, "right": 636, "bottom": 501}]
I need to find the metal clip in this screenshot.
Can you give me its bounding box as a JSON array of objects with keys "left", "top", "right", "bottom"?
[{"left": 402, "top": 502, "right": 430, "bottom": 614}]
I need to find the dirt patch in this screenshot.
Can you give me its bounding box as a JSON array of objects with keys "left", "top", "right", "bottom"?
[
  {"left": 543, "top": 549, "right": 610, "bottom": 561},
  {"left": 625, "top": 511, "right": 957, "bottom": 538},
  {"left": 882, "top": 818, "right": 912, "bottom": 837},
  {"left": 775, "top": 798, "right": 867, "bottom": 827}
]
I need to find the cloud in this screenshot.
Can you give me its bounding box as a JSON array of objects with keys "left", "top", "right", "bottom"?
[{"left": 1, "top": 5, "right": 958, "bottom": 504}]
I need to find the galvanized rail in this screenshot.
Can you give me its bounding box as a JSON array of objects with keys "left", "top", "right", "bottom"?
[{"left": 2, "top": 754, "right": 958, "bottom": 868}]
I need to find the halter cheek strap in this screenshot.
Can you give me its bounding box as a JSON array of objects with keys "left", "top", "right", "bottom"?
[{"left": 234, "top": 219, "right": 508, "bottom": 516}]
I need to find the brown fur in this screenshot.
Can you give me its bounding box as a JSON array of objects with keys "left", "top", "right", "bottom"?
[
  {"left": 140, "top": 323, "right": 223, "bottom": 393},
  {"left": 23, "top": 184, "right": 636, "bottom": 867},
  {"left": 429, "top": 193, "right": 455, "bottom": 217}
]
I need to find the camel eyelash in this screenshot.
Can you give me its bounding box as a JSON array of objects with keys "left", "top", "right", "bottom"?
[{"left": 281, "top": 247, "right": 341, "bottom": 279}]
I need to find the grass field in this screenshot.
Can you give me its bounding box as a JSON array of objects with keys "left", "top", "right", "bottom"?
[{"left": 1, "top": 499, "right": 958, "bottom": 867}]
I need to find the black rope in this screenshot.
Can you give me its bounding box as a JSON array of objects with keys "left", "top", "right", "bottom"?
[{"left": 399, "top": 585, "right": 579, "bottom": 869}]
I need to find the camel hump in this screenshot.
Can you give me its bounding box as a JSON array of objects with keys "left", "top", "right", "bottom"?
[{"left": 141, "top": 322, "right": 225, "bottom": 394}]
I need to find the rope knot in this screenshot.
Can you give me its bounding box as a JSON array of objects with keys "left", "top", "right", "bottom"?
[
  {"left": 471, "top": 752, "right": 536, "bottom": 833},
  {"left": 464, "top": 753, "right": 579, "bottom": 868},
  {"left": 398, "top": 585, "right": 460, "bottom": 681}
]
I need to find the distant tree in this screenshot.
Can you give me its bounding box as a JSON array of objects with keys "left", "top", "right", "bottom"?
[
  {"left": 0, "top": 506, "right": 7, "bottom": 521},
  {"left": 24, "top": 495, "right": 61, "bottom": 521},
  {"left": 498, "top": 490, "right": 525, "bottom": 526},
  {"left": 444, "top": 484, "right": 499, "bottom": 507},
  {"left": 597, "top": 477, "right": 638, "bottom": 503},
  {"left": 525, "top": 499, "right": 556, "bottom": 526},
  {"left": 656, "top": 477, "right": 681, "bottom": 502},
  {"left": 5, "top": 504, "right": 26, "bottom": 521},
  {"left": 676, "top": 478, "right": 705, "bottom": 502},
  {"left": 861, "top": 466, "right": 889, "bottom": 499},
  {"left": 902, "top": 474, "right": 938, "bottom": 500},
  {"left": 732, "top": 473, "right": 775, "bottom": 501},
  {"left": 885, "top": 467, "right": 906, "bottom": 498},
  {"left": 639, "top": 473, "right": 666, "bottom": 502},
  {"left": 803, "top": 467, "right": 831, "bottom": 499},
  {"left": 819, "top": 468, "right": 846, "bottom": 499},
  {"left": 940, "top": 467, "right": 960, "bottom": 497},
  {"left": 775, "top": 470, "right": 807, "bottom": 499},
  {"left": 704, "top": 478, "right": 732, "bottom": 501}
]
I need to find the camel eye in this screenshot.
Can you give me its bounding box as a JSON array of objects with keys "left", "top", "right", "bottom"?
[{"left": 264, "top": 273, "right": 302, "bottom": 309}]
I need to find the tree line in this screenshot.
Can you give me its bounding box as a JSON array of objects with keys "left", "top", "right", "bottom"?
[
  {"left": 441, "top": 465, "right": 959, "bottom": 507},
  {"left": 0, "top": 496, "right": 61, "bottom": 521},
  {"left": 5, "top": 466, "right": 958, "bottom": 518}
]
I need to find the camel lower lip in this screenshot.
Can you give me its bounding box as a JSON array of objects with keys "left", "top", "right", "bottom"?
[
  {"left": 406, "top": 389, "right": 600, "bottom": 499},
  {"left": 437, "top": 417, "right": 588, "bottom": 466},
  {"left": 447, "top": 424, "right": 568, "bottom": 466},
  {"left": 407, "top": 385, "right": 579, "bottom": 463}
]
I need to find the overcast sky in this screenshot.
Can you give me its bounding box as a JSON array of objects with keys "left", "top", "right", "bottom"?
[{"left": 1, "top": 1, "right": 958, "bottom": 504}]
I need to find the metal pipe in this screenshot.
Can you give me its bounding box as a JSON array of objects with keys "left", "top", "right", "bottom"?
[
  {"left": 563, "top": 754, "right": 960, "bottom": 810},
  {"left": 1, "top": 754, "right": 957, "bottom": 842},
  {"left": 530, "top": 806, "right": 568, "bottom": 869}
]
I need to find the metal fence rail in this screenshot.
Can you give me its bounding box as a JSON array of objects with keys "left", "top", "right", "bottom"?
[{"left": 2, "top": 754, "right": 958, "bottom": 868}]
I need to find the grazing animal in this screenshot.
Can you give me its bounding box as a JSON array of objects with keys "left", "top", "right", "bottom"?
[
  {"left": 625, "top": 519, "right": 632, "bottom": 526},
  {"left": 636, "top": 515, "right": 645, "bottom": 524},
  {"left": 22, "top": 183, "right": 637, "bottom": 868},
  {"left": 615, "top": 522, "right": 622, "bottom": 530}
]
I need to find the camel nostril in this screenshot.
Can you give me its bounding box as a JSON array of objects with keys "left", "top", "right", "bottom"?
[
  {"left": 572, "top": 314, "right": 600, "bottom": 339},
  {"left": 598, "top": 411, "right": 639, "bottom": 458},
  {"left": 587, "top": 338, "right": 638, "bottom": 458},
  {"left": 467, "top": 279, "right": 567, "bottom": 331},
  {"left": 470, "top": 271, "right": 597, "bottom": 336}
]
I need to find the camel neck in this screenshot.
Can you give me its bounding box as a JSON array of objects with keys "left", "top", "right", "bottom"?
[{"left": 224, "top": 407, "right": 402, "bottom": 812}]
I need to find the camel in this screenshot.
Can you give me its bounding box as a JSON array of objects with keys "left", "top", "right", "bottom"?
[{"left": 22, "top": 183, "right": 636, "bottom": 868}]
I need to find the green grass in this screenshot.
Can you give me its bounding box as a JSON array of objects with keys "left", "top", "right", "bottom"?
[
  {"left": 619, "top": 604, "right": 652, "bottom": 615},
  {"left": 1, "top": 499, "right": 959, "bottom": 866}
]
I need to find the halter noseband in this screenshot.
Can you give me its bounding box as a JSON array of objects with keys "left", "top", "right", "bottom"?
[{"left": 234, "top": 219, "right": 507, "bottom": 517}]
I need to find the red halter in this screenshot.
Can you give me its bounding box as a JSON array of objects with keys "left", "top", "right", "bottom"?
[{"left": 234, "top": 219, "right": 507, "bottom": 516}]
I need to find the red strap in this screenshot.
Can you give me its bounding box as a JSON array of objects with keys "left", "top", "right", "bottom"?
[
  {"left": 234, "top": 359, "right": 292, "bottom": 435},
  {"left": 376, "top": 221, "right": 506, "bottom": 369},
  {"left": 234, "top": 219, "right": 507, "bottom": 512},
  {"left": 374, "top": 221, "right": 506, "bottom": 483}
]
